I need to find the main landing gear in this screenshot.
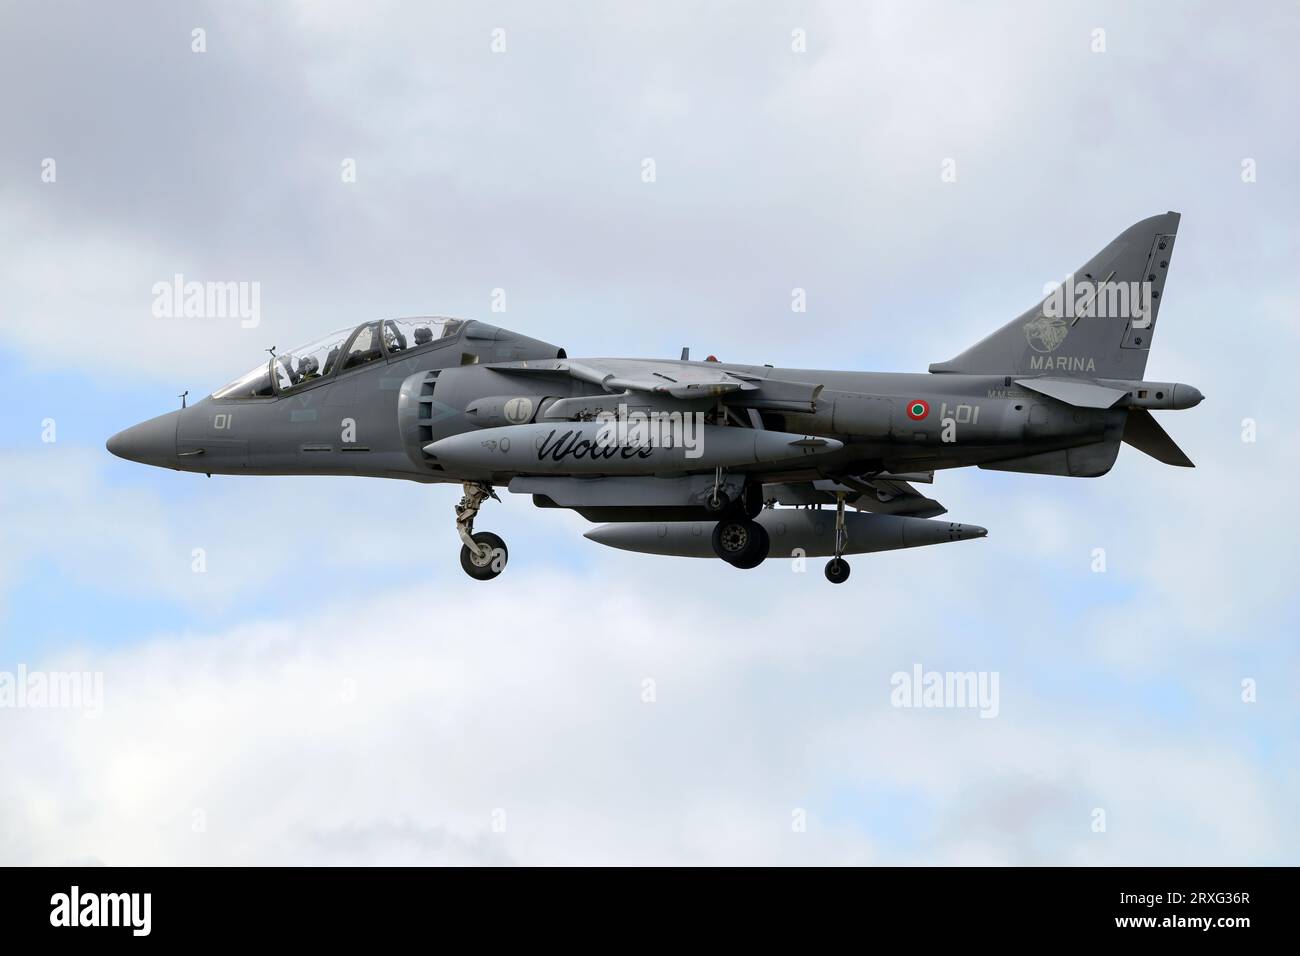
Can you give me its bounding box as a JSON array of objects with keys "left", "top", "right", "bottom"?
[
  {"left": 711, "top": 517, "right": 770, "bottom": 568},
  {"left": 709, "top": 473, "right": 770, "bottom": 569},
  {"left": 456, "top": 482, "right": 508, "bottom": 581},
  {"left": 824, "top": 492, "right": 851, "bottom": 584}
]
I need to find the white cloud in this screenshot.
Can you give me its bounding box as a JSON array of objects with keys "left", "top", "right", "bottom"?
[{"left": 1, "top": 560, "right": 1291, "bottom": 865}]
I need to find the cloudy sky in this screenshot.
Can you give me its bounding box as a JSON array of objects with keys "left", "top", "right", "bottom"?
[{"left": 1, "top": 0, "right": 1297, "bottom": 865}]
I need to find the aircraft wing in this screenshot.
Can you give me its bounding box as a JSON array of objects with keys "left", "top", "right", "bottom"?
[
  {"left": 494, "top": 357, "right": 759, "bottom": 399},
  {"left": 765, "top": 475, "right": 947, "bottom": 518}
]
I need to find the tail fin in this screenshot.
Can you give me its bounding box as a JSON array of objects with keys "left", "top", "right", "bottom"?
[{"left": 930, "top": 212, "right": 1180, "bottom": 379}]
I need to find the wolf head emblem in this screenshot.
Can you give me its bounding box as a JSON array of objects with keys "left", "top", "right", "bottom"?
[{"left": 1024, "top": 313, "right": 1069, "bottom": 354}]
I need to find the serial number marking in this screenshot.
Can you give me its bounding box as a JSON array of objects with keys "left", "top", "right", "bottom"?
[{"left": 938, "top": 402, "right": 980, "bottom": 424}]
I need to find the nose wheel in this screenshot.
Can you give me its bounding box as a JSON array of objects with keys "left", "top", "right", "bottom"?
[
  {"left": 455, "top": 482, "right": 508, "bottom": 580},
  {"left": 824, "top": 492, "right": 851, "bottom": 584},
  {"left": 460, "top": 531, "right": 508, "bottom": 580}
]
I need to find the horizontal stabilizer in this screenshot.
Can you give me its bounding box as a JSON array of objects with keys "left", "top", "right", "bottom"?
[
  {"left": 1015, "top": 377, "right": 1128, "bottom": 409},
  {"left": 1122, "top": 408, "right": 1194, "bottom": 467}
]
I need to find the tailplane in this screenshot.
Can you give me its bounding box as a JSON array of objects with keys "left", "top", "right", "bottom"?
[{"left": 1122, "top": 407, "right": 1194, "bottom": 467}]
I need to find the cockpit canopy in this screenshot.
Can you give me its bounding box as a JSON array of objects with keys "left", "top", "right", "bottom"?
[{"left": 212, "top": 317, "right": 465, "bottom": 400}]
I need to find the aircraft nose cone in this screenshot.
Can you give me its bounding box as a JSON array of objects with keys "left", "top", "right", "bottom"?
[{"left": 106, "top": 411, "right": 180, "bottom": 467}]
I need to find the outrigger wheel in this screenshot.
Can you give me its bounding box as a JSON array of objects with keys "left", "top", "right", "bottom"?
[
  {"left": 702, "top": 465, "right": 737, "bottom": 516},
  {"left": 711, "top": 517, "right": 770, "bottom": 569},
  {"left": 455, "top": 481, "right": 508, "bottom": 580},
  {"left": 703, "top": 492, "right": 730, "bottom": 515},
  {"left": 705, "top": 470, "right": 764, "bottom": 520}
]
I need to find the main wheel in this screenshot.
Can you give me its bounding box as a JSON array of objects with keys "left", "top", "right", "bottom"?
[
  {"left": 824, "top": 558, "right": 851, "bottom": 584},
  {"left": 712, "top": 518, "right": 767, "bottom": 567},
  {"left": 460, "top": 531, "right": 508, "bottom": 580},
  {"left": 728, "top": 523, "right": 770, "bottom": 569},
  {"left": 711, "top": 518, "right": 752, "bottom": 561}
]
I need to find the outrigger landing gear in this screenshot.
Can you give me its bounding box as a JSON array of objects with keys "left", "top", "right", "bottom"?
[
  {"left": 703, "top": 467, "right": 730, "bottom": 515},
  {"left": 824, "top": 493, "right": 851, "bottom": 584},
  {"left": 455, "top": 482, "right": 508, "bottom": 581}
]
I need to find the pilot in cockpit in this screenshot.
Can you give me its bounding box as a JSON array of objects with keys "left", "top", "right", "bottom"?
[
  {"left": 276, "top": 355, "right": 300, "bottom": 387},
  {"left": 384, "top": 324, "right": 407, "bottom": 353}
]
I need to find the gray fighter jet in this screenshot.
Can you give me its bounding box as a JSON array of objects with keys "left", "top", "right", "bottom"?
[{"left": 108, "top": 213, "right": 1201, "bottom": 583}]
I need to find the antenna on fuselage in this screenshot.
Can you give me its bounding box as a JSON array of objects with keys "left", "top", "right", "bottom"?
[
  {"left": 179, "top": 390, "right": 189, "bottom": 409},
  {"left": 680, "top": 347, "right": 690, "bottom": 361}
]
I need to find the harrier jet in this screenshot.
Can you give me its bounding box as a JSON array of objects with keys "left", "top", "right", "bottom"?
[{"left": 108, "top": 213, "right": 1201, "bottom": 583}]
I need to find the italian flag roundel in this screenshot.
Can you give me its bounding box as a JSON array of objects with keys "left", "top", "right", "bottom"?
[{"left": 906, "top": 399, "right": 930, "bottom": 421}]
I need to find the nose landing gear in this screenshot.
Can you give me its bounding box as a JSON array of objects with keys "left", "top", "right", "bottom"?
[
  {"left": 456, "top": 482, "right": 508, "bottom": 580},
  {"left": 824, "top": 493, "right": 851, "bottom": 584}
]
